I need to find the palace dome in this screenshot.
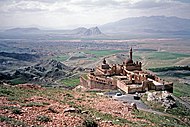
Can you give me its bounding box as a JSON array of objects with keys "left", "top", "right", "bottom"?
[{"left": 125, "top": 58, "right": 133, "bottom": 64}]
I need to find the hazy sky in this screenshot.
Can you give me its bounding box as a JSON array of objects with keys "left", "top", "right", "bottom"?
[{"left": 0, "top": 0, "right": 190, "bottom": 29}]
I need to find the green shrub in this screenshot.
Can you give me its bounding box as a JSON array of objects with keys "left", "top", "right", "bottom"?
[
  {"left": 61, "top": 78, "right": 80, "bottom": 87},
  {"left": 0, "top": 115, "right": 27, "bottom": 126},
  {"left": 0, "top": 88, "right": 14, "bottom": 96},
  {"left": 82, "top": 118, "right": 98, "bottom": 127},
  {"left": 36, "top": 115, "right": 51, "bottom": 122},
  {"left": 12, "top": 108, "right": 22, "bottom": 115}
]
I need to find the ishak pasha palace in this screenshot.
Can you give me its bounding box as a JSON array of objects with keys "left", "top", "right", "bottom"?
[{"left": 80, "top": 48, "right": 173, "bottom": 94}]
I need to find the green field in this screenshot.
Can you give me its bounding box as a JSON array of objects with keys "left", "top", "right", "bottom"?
[
  {"left": 174, "top": 81, "right": 190, "bottom": 97},
  {"left": 149, "top": 66, "right": 190, "bottom": 97},
  {"left": 60, "top": 77, "right": 80, "bottom": 87},
  {"left": 147, "top": 52, "right": 190, "bottom": 60},
  {"left": 53, "top": 55, "right": 69, "bottom": 61},
  {"left": 84, "top": 50, "right": 126, "bottom": 57},
  {"left": 9, "top": 78, "right": 27, "bottom": 85},
  {"left": 132, "top": 51, "right": 190, "bottom": 68}
]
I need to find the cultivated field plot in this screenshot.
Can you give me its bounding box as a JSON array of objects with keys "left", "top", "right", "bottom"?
[{"left": 132, "top": 51, "right": 190, "bottom": 69}]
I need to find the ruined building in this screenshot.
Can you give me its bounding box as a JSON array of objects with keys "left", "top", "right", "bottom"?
[{"left": 80, "top": 48, "right": 173, "bottom": 93}]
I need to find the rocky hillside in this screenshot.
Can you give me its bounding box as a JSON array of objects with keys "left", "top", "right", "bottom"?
[
  {"left": 0, "top": 59, "right": 77, "bottom": 84},
  {"left": 0, "top": 52, "right": 39, "bottom": 62},
  {"left": 82, "top": 27, "right": 102, "bottom": 36},
  {"left": 68, "top": 27, "right": 103, "bottom": 36},
  {"left": 0, "top": 84, "right": 187, "bottom": 127}
]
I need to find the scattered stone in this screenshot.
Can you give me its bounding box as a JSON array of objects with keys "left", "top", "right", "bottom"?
[
  {"left": 147, "top": 92, "right": 156, "bottom": 101},
  {"left": 146, "top": 91, "right": 176, "bottom": 110},
  {"left": 64, "top": 107, "right": 81, "bottom": 113},
  {"left": 81, "top": 110, "right": 89, "bottom": 114},
  {"left": 16, "top": 84, "right": 42, "bottom": 90},
  {"left": 95, "top": 117, "right": 101, "bottom": 121}
]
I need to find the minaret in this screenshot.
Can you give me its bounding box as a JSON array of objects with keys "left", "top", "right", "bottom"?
[
  {"left": 130, "top": 48, "right": 132, "bottom": 60},
  {"left": 103, "top": 58, "right": 106, "bottom": 64}
]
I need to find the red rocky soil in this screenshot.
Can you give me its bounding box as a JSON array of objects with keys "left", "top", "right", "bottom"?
[{"left": 0, "top": 84, "right": 152, "bottom": 127}]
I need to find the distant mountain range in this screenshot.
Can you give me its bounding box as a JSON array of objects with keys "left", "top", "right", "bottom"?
[
  {"left": 4, "top": 26, "right": 103, "bottom": 37},
  {"left": 99, "top": 16, "right": 190, "bottom": 35},
  {"left": 2, "top": 16, "right": 190, "bottom": 39},
  {"left": 5, "top": 27, "right": 40, "bottom": 33}
]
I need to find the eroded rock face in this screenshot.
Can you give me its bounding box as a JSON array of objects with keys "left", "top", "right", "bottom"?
[
  {"left": 1, "top": 59, "right": 74, "bottom": 84},
  {"left": 83, "top": 27, "right": 102, "bottom": 36}
]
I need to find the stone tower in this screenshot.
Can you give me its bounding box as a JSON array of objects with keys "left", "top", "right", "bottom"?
[{"left": 130, "top": 48, "right": 132, "bottom": 60}]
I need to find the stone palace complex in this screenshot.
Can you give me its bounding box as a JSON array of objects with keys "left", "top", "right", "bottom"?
[{"left": 80, "top": 48, "right": 173, "bottom": 93}]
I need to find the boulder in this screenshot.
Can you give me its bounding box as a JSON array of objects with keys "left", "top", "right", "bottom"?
[
  {"left": 64, "top": 107, "right": 81, "bottom": 113},
  {"left": 147, "top": 92, "right": 156, "bottom": 101}
]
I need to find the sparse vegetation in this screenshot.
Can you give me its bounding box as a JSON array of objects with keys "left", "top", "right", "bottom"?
[
  {"left": 82, "top": 118, "right": 98, "bottom": 127},
  {"left": 9, "top": 77, "right": 27, "bottom": 85},
  {"left": 12, "top": 107, "right": 22, "bottom": 114},
  {"left": 0, "top": 106, "right": 22, "bottom": 115},
  {"left": 132, "top": 110, "right": 188, "bottom": 127},
  {"left": 142, "top": 95, "right": 190, "bottom": 116},
  {"left": 0, "top": 115, "right": 27, "bottom": 126},
  {"left": 173, "top": 81, "right": 190, "bottom": 97},
  {"left": 54, "top": 55, "right": 69, "bottom": 61},
  {"left": 0, "top": 84, "right": 189, "bottom": 126},
  {"left": 60, "top": 77, "right": 80, "bottom": 87},
  {"left": 148, "top": 52, "right": 190, "bottom": 60},
  {"left": 0, "top": 85, "right": 37, "bottom": 102},
  {"left": 23, "top": 102, "right": 49, "bottom": 107},
  {"left": 36, "top": 115, "right": 51, "bottom": 122},
  {"left": 149, "top": 66, "right": 190, "bottom": 72}
]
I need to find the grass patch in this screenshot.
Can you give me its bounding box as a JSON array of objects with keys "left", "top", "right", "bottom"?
[
  {"left": 0, "top": 85, "right": 37, "bottom": 102},
  {"left": 22, "top": 102, "right": 49, "bottom": 107},
  {"left": 173, "top": 82, "right": 190, "bottom": 97},
  {"left": 142, "top": 94, "right": 190, "bottom": 116},
  {"left": 53, "top": 55, "right": 69, "bottom": 61},
  {"left": 60, "top": 77, "right": 80, "bottom": 87},
  {"left": 132, "top": 110, "right": 188, "bottom": 127},
  {"left": 88, "top": 57, "right": 98, "bottom": 61},
  {"left": 0, "top": 115, "right": 27, "bottom": 126},
  {"left": 36, "top": 115, "right": 51, "bottom": 122},
  {"left": 82, "top": 118, "right": 98, "bottom": 127},
  {"left": 141, "top": 94, "right": 190, "bottom": 126},
  {"left": 89, "top": 109, "right": 135, "bottom": 126},
  {"left": 12, "top": 108, "right": 22, "bottom": 115},
  {"left": 149, "top": 66, "right": 190, "bottom": 72},
  {"left": 147, "top": 52, "right": 190, "bottom": 60},
  {"left": 9, "top": 77, "right": 27, "bottom": 85}
]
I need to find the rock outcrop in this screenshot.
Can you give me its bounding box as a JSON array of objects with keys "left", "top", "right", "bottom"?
[
  {"left": 1, "top": 59, "right": 74, "bottom": 84},
  {"left": 146, "top": 91, "right": 176, "bottom": 109}
]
